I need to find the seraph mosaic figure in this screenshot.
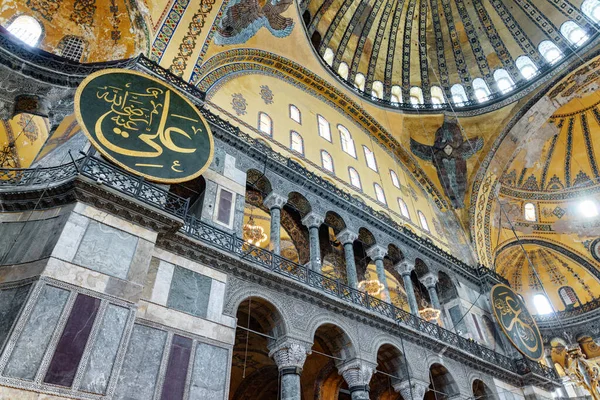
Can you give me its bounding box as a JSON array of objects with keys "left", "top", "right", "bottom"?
[
  {"left": 215, "top": 0, "right": 295, "bottom": 45},
  {"left": 410, "top": 117, "right": 483, "bottom": 208}
]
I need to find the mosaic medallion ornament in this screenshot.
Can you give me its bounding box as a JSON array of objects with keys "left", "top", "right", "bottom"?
[
  {"left": 491, "top": 284, "right": 543, "bottom": 361},
  {"left": 260, "top": 85, "right": 274, "bottom": 104},
  {"left": 75, "top": 69, "right": 213, "bottom": 183},
  {"left": 231, "top": 93, "right": 247, "bottom": 116}
]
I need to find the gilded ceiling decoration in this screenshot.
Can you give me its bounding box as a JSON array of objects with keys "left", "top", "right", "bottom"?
[{"left": 302, "top": 0, "right": 597, "bottom": 108}]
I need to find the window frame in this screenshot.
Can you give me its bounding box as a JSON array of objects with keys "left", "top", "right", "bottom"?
[
  {"left": 524, "top": 202, "right": 537, "bottom": 222},
  {"left": 418, "top": 210, "right": 430, "bottom": 232},
  {"left": 258, "top": 112, "right": 273, "bottom": 136},
  {"left": 348, "top": 167, "right": 362, "bottom": 189},
  {"left": 363, "top": 145, "right": 378, "bottom": 172},
  {"left": 398, "top": 198, "right": 410, "bottom": 219},
  {"left": 7, "top": 14, "right": 44, "bottom": 47},
  {"left": 390, "top": 170, "right": 400, "bottom": 188},
  {"left": 321, "top": 150, "right": 335, "bottom": 173},
  {"left": 289, "top": 104, "right": 301, "bottom": 124},
  {"left": 290, "top": 130, "right": 304, "bottom": 155},
  {"left": 338, "top": 124, "right": 356, "bottom": 158},
  {"left": 374, "top": 183, "right": 387, "bottom": 205},
  {"left": 317, "top": 114, "right": 332, "bottom": 142},
  {"left": 213, "top": 186, "right": 236, "bottom": 229}
]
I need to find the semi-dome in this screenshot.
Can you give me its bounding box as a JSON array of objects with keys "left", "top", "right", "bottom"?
[{"left": 301, "top": 0, "right": 600, "bottom": 110}]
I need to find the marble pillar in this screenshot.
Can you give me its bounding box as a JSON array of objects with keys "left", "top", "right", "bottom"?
[
  {"left": 394, "top": 379, "right": 429, "bottom": 400},
  {"left": 395, "top": 261, "right": 419, "bottom": 315},
  {"left": 263, "top": 192, "right": 287, "bottom": 256},
  {"left": 338, "top": 360, "right": 375, "bottom": 400},
  {"left": 366, "top": 245, "right": 390, "bottom": 302},
  {"left": 302, "top": 212, "right": 325, "bottom": 272},
  {"left": 420, "top": 272, "right": 441, "bottom": 310},
  {"left": 269, "top": 338, "right": 311, "bottom": 400},
  {"left": 337, "top": 229, "right": 358, "bottom": 288}
]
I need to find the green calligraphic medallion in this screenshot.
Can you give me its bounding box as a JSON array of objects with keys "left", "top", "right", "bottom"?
[
  {"left": 491, "top": 284, "right": 543, "bottom": 361},
  {"left": 75, "top": 69, "right": 213, "bottom": 183}
]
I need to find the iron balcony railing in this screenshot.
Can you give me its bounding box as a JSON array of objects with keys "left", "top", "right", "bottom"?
[
  {"left": 182, "top": 215, "right": 558, "bottom": 382},
  {"left": 0, "top": 155, "right": 189, "bottom": 219}
]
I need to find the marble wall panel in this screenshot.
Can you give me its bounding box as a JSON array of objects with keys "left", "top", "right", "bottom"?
[
  {"left": 189, "top": 343, "right": 228, "bottom": 400},
  {"left": 4, "top": 285, "right": 69, "bottom": 380},
  {"left": 0, "top": 285, "right": 31, "bottom": 352},
  {"left": 167, "top": 266, "right": 212, "bottom": 319},
  {"left": 160, "top": 335, "right": 193, "bottom": 400},
  {"left": 80, "top": 304, "right": 129, "bottom": 394},
  {"left": 114, "top": 324, "right": 167, "bottom": 400},
  {"left": 72, "top": 221, "right": 139, "bottom": 280}
]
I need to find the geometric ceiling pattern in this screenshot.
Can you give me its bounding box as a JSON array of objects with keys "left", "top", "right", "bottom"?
[{"left": 302, "top": 0, "right": 596, "bottom": 106}]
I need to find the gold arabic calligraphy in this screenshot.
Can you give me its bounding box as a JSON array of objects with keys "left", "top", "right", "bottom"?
[
  {"left": 494, "top": 293, "right": 539, "bottom": 353},
  {"left": 94, "top": 84, "right": 198, "bottom": 167}
]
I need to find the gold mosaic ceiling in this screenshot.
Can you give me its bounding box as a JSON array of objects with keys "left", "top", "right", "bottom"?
[{"left": 302, "top": 0, "right": 597, "bottom": 106}]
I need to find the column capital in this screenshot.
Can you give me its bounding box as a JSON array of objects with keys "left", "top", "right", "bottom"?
[
  {"left": 337, "top": 229, "right": 358, "bottom": 245},
  {"left": 302, "top": 211, "right": 325, "bottom": 228},
  {"left": 263, "top": 192, "right": 287, "bottom": 210},
  {"left": 393, "top": 379, "right": 429, "bottom": 400},
  {"left": 395, "top": 260, "right": 415, "bottom": 276},
  {"left": 268, "top": 338, "right": 312, "bottom": 371},
  {"left": 366, "top": 245, "right": 387, "bottom": 261},
  {"left": 419, "top": 272, "right": 439, "bottom": 288},
  {"left": 338, "top": 359, "right": 376, "bottom": 388}
]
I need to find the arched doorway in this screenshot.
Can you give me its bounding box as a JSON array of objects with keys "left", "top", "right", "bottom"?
[
  {"left": 425, "top": 363, "right": 459, "bottom": 400},
  {"left": 473, "top": 379, "right": 495, "bottom": 400}
]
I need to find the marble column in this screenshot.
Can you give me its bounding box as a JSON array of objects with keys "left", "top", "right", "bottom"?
[
  {"left": 393, "top": 379, "right": 429, "bottom": 400},
  {"left": 337, "top": 229, "right": 358, "bottom": 288},
  {"left": 338, "top": 360, "right": 375, "bottom": 400},
  {"left": 263, "top": 192, "right": 287, "bottom": 255},
  {"left": 366, "top": 245, "right": 390, "bottom": 302},
  {"left": 302, "top": 211, "right": 325, "bottom": 272},
  {"left": 395, "top": 261, "right": 419, "bottom": 315},
  {"left": 420, "top": 273, "right": 442, "bottom": 325},
  {"left": 269, "top": 338, "right": 311, "bottom": 400}
]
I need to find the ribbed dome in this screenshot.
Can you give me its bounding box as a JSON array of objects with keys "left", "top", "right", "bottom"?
[{"left": 301, "top": 0, "right": 600, "bottom": 109}]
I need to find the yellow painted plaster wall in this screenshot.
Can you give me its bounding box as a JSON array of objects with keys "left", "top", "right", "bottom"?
[{"left": 0, "top": 113, "right": 49, "bottom": 168}]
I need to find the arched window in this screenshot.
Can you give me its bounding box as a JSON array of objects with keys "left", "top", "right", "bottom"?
[
  {"left": 418, "top": 211, "right": 429, "bottom": 231},
  {"left": 374, "top": 183, "right": 387, "bottom": 204},
  {"left": 354, "top": 73, "right": 366, "bottom": 91},
  {"left": 390, "top": 170, "right": 400, "bottom": 188},
  {"left": 363, "top": 145, "right": 377, "bottom": 171},
  {"left": 534, "top": 294, "right": 553, "bottom": 314},
  {"left": 579, "top": 199, "right": 598, "bottom": 217},
  {"left": 7, "top": 15, "right": 43, "bottom": 46},
  {"left": 582, "top": 0, "right": 600, "bottom": 23},
  {"left": 323, "top": 48, "right": 335, "bottom": 66},
  {"left": 391, "top": 85, "right": 402, "bottom": 104},
  {"left": 349, "top": 167, "right": 362, "bottom": 189},
  {"left": 558, "top": 286, "right": 580, "bottom": 308},
  {"left": 290, "top": 131, "right": 304, "bottom": 155},
  {"left": 289, "top": 104, "right": 301, "bottom": 124},
  {"left": 321, "top": 150, "right": 334, "bottom": 173},
  {"left": 58, "top": 36, "right": 85, "bottom": 61},
  {"left": 409, "top": 87, "right": 424, "bottom": 105},
  {"left": 317, "top": 115, "right": 331, "bottom": 141},
  {"left": 561, "top": 21, "right": 588, "bottom": 46},
  {"left": 372, "top": 81, "right": 384, "bottom": 99},
  {"left": 494, "top": 69, "right": 515, "bottom": 94},
  {"left": 524, "top": 202, "right": 536, "bottom": 221},
  {"left": 338, "top": 125, "right": 356, "bottom": 157},
  {"left": 539, "top": 40, "right": 563, "bottom": 64},
  {"left": 430, "top": 86, "right": 445, "bottom": 106},
  {"left": 451, "top": 84, "right": 468, "bottom": 105},
  {"left": 398, "top": 198, "right": 410, "bottom": 219},
  {"left": 473, "top": 78, "right": 491, "bottom": 102},
  {"left": 258, "top": 112, "right": 272, "bottom": 136},
  {"left": 338, "top": 62, "right": 349, "bottom": 80},
  {"left": 516, "top": 56, "right": 538, "bottom": 79}
]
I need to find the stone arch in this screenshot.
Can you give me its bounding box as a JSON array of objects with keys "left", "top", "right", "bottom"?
[
  {"left": 231, "top": 295, "right": 288, "bottom": 338},
  {"left": 325, "top": 210, "right": 347, "bottom": 234},
  {"left": 246, "top": 168, "right": 272, "bottom": 194},
  {"left": 287, "top": 191, "right": 312, "bottom": 217},
  {"left": 358, "top": 227, "right": 377, "bottom": 247},
  {"left": 472, "top": 378, "right": 496, "bottom": 400},
  {"left": 414, "top": 258, "right": 430, "bottom": 277},
  {"left": 306, "top": 315, "right": 359, "bottom": 361},
  {"left": 425, "top": 362, "right": 461, "bottom": 400},
  {"left": 437, "top": 271, "right": 458, "bottom": 303}
]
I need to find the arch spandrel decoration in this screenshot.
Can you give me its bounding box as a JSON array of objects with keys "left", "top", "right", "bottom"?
[{"left": 491, "top": 284, "right": 544, "bottom": 361}]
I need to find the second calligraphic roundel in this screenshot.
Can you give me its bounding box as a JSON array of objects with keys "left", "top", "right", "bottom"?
[
  {"left": 75, "top": 69, "right": 214, "bottom": 183},
  {"left": 490, "top": 284, "right": 544, "bottom": 361}
]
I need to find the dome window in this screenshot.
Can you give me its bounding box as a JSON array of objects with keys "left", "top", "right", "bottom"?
[
  {"left": 7, "top": 15, "right": 43, "bottom": 46},
  {"left": 391, "top": 85, "right": 402, "bottom": 104},
  {"left": 582, "top": 0, "right": 600, "bottom": 23},
  {"left": 374, "top": 183, "right": 387, "bottom": 205},
  {"left": 558, "top": 286, "right": 580, "bottom": 308},
  {"left": 472, "top": 78, "right": 491, "bottom": 103},
  {"left": 338, "top": 62, "right": 349, "bottom": 80},
  {"left": 516, "top": 56, "right": 538, "bottom": 79},
  {"left": 398, "top": 198, "right": 410, "bottom": 219},
  {"left": 418, "top": 211, "right": 429, "bottom": 231},
  {"left": 363, "top": 145, "right": 378, "bottom": 171},
  {"left": 338, "top": 125, "right": 356, "bottom": 157},
  {"left": 289, "top": 104, "right": 301, "bottom": 124},
  {"left": 290, "top": 131, "right": 304, "bottom": 155},
  {"left": 451, "top": 84, "right": 468, "bottom": 105},
  {"left": 560, "top": 21, "right": 588, "bottom": 46},
  {"left": 321, "top": 150, "right": 334, "bottom": 173},
  {"left": 539, "top": 40, "right": 563, "bottom": 64},
  {"left": 317, "top": 115, "right": 331, "bottom": 141},
  {"left": 493, "top": 69, "right": 515, "bottom": 94},
  {"left": 524, "top": 202, "right": 537, "bottom": 221},
  {"left": 258, "top": 112, "right": 272, "bottom": 136},
  {"left": 372, "top": 81, "right": 384, "bottom": 99},
  {"left": 430, "top": 86, "right": 445, "bottom": 107},
  {"left": 533, "top": 294, "right": 553, "bottom": 315},
  {"left": 349, "top": 167, "right": 362, "bottom": 189},
  {"left": 58, "top": 36, "right": 85, "bottom": 61},
  {"left": 323, "top": 48, "right": 334, "bottom": 66},
  {"left": 409, "top": 87, "right": 423, "bottom": 106},
  {"left": 354, "top": 73, "right": 366, "bottom": 91}
]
